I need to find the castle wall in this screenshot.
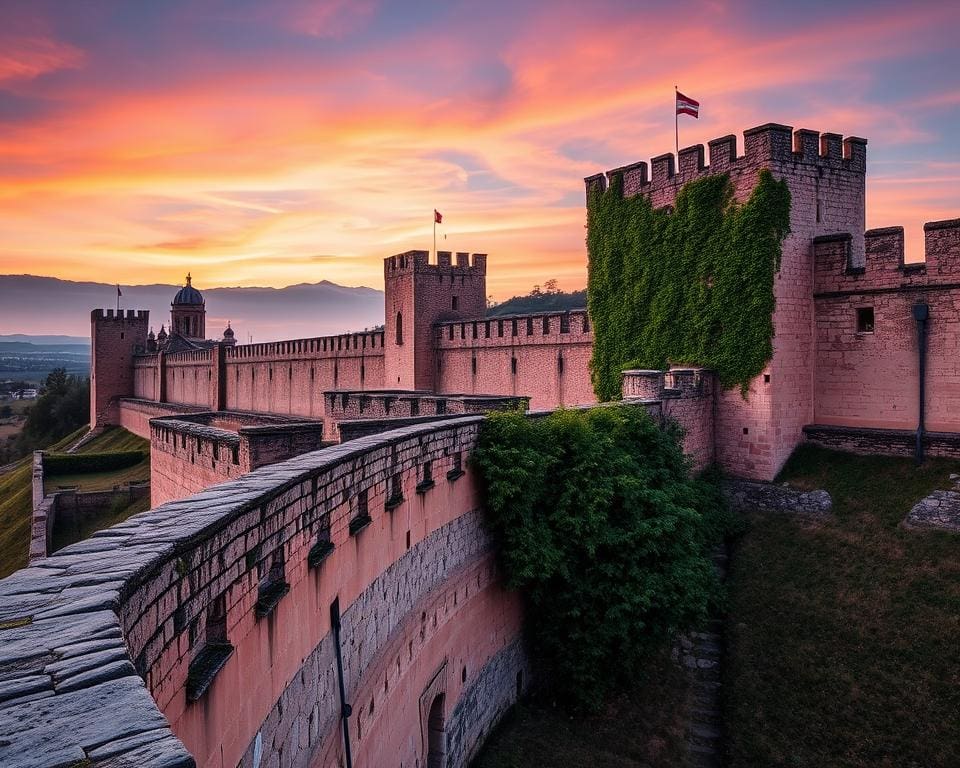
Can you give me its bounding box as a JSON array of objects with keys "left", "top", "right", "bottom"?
[
  {"left": 812, "top": 220, "right": 960, "bottom": 432},
  {"left": 164, "top": 349, "right": 214, "bottom": 408},
  {"left": 132, "top": 355, "right": 160, "bottom": 402},
  {"left": 0, "top": 418, "right": 525, "bottom": 768},
  {"left": 116, "top": 397, "right": 206, "bottom": 439},
  {"left": 90, "top": 309, "right": 149, "bottom": 429},
  {"left": 434, "top": 310, "right": 595, "bottom": 410},
  {"left": 589, "top": 124, "right": 867, "bottom": 480},
  {"left": 224, "top": 332, "right": 385, "bottom": 419}
]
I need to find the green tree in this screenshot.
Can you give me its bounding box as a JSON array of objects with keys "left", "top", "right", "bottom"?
[
  {"left": 473, "top": 405, "right": 732, "bottom": 709},
  {"left": 14, "top": 369, "right": 89, "bottom": 456}
]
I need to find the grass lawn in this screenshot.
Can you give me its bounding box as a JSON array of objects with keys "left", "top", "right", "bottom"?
[
  {"left": 44, "top": 426, "right": 150, "bottom": 493},
  {"left": 724, "top": 444, "right": 960, "bottom": 768},
  {"left": 0, "top": 427, "right": 87, "bottom": 579},
  {"left": 471, "top": 645, "right": 690, "bottom": 768}
]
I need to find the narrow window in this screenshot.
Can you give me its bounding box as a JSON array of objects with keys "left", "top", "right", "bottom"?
[
  {"left": 497, "top": 321, "right": 504, "bottom": 338},
  {"left": 542, "top": 316, "right": 550, "bottom": 334},
  {"left": 485, "top": 321, "right": 491, "bottom": 339},
  {"left": 472, "top": 322, "right": 478, "bottom": 339},
  {"left": 351, "top": 488, "right": 372, "bottom": 533},
  {"left": 447, "top": 452, "right": 464, "bottom": 482},
  {"left": 511, "top": 357, "right": 517, "bottom": 376},
  {"left": 255, "top": 549, "right": 289, "bottom": 618},
  {"left": 558, "top": 355, "right": 564, "bottom": 374},
  {"left": 396, "top": 312, "right": 403, "bottom": 345},
  {"left": 511, "top": 319, "right": 518, "bottom": 337},
  {"left": 385, "top": 473, "right": 403, "bottom": 511},
  {"left": 417, "top": 460, "right": 435, "bottom": 493},
  {"left": 526, "top": 317, "right": 533, "bottom": 335},
  {"left": 436, "top": 399, "right": 447, "bottom": 415},
  {"left": 583, "top": 314, "right": 590, "bottom": 332},
  {"left": 560, "top": 313, "right": 570, "bottom": 333},
  {"left": 452, "top": 296, "right": 459, "bottom": 310},
  {"left": 856, "top": 307, "right": 875, "bottom": 333},
  {"left": 448, "top": 325, "right": 454, "bottom": 340},
  {"left": 471, "top": 357, "right": 477, "bottom": 376}
]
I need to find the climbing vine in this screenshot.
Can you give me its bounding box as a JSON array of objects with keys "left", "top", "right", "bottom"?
[
  {"left": 473, "top": 405, "right": 733, "bottom": 709},
  {"left": 587, "top": 170, "right": 791, "bottom": 399}
]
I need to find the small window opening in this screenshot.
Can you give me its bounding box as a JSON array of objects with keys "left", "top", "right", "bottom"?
[
  {"left": 255, "top": 550, "right": 289, "bottom": 617},
  {"left": 542, "top": 316, "right": 550, "bottom": 334},
  {"left": 511, "top": 319, "right": 518, "bottom": 337},
  {"left": 452, "top": 296, "right": 459, "bottom": 310},
  {"left": 447, "top": 451, "right": 464, "bottom": 481},
  {"left": 396, "top": 312, "right": 403, "bottom": 345},
  {"left": 763, "top": 373, "right": 771, "bottom": 384},
  {"left": 526, "top": 317, "right": 533, "bottom": 335},
  {"left": 511, "top": 357, "right": 517, "bottom": 376},
  {"left": 742, "top": 427, "right": 749, "bottom": 435},
  {"left": 417, "top": 460, "right": 435, "bottom": 493},
  {"left": 471, "top": 357, "right": 477, "bottom": 375},
  {"left": 856, "top": 307, "right": 875, "bottom": 333},
  {"left": 351, "top": 488, "right": 372, "bottom": 534},
  {"left": 386, "top": 473, "right": 403, "bottom": 511}
]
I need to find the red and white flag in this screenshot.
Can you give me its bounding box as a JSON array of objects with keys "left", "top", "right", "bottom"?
[
  {"left": 676, "top": 91, "right": 699, "bottom": 118},
  {"left": 434, "top": 209, "right": 443, "bottom": 224}
]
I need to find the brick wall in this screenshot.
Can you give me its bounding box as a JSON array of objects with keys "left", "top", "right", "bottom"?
[
  {"left": 384, "top": 250, "right": 488, "bottom": 391},
  {"left": 434, "top": 311, "right": 595, "bottom": 409},
  {"left": 0, "top": 418, "right": 526, "bottom": 768},
  {"left": 588, "top": 124, "right": 868, "bottom": 479},
  {"left": 90, "top": 309, "right": 149, "bottom": 429},
  {"left": 812, "top": 219, "right": 960, "bottom": 433}
]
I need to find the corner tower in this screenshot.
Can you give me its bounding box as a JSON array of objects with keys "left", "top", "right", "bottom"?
[
  {"left": 587, "top": 123, "right": 867, "bottom": 480},
  {"left": 170, "top": 273, "right": 206, "bottom": 340},
  {"left": 383, "top": 250, "right": 487, "bottom": 390},
  {"left": 90, "top": 308, "right": 150, "bottom": 429}
]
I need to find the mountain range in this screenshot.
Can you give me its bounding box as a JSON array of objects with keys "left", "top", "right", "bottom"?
[{"left": 0, "top": 276, "right": 385, "bottom": 342}]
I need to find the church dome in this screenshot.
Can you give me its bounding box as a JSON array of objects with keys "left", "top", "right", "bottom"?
[
  {"left": 172, "top": 273, "right": 204, "bottom": 306},
  {"left": 223, "top": 323, "right": 235, "bottom": 339}
]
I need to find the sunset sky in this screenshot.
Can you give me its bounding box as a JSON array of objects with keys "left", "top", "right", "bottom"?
[{"left": 2, "top": 0, "right": 959, "bottom": 303}]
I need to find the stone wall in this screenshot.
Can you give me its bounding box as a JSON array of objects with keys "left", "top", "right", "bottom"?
[
  {"left": 803, "top": 424, "right": 960, "bottom": 459},
  {"left": 434, "top": 311, "right": 595, "bottom": 410},
  {"left": 588, "top": 124, "right": 868, "bottom": 481},
  {"left": 149, "top": 412, "right": 327, "bottom": 505},
  {"left": 0, "top": 417, "right": 526, "bottom": 768},
  {"left": 812, "top": 221, "right": 960, "bottom": 434},
  {"left": 90, "top": 309, "right": 150, "bottom": 429}
]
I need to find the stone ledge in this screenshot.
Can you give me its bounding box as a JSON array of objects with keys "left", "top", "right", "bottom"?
[{"left": 722, "top": 478, "right": 832, "bottom": 517}]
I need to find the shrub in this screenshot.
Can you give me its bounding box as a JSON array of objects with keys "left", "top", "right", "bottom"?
[
  {"left": 473, "top": 405, "right": 732, "bottom": 709},
  {"left": 44, "top": 450, "right": 146, "bottom": 475}
]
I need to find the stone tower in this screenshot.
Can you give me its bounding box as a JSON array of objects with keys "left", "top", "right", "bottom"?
[
  {"left": 587, "top": 123, "right": 867, "bottom": 479},
  {"left": 383, "top": 250, "right": 487, "bottom": 391},
  {"left": 170, "top": 273, "right": 206, "bottom": 340},
  {"left": 90, "top": 308, "right": 150, "bottom": 429}
]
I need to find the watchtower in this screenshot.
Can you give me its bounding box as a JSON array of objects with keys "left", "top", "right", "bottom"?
[
  {"left": 586, "top": 123, "right": 868, "bottom": 480},
  {"left": 90, "top": 308, "right": 150, "bottom": 429},
  {"left": 383, "top": 250, "right": 487, "bottom": 391},
  {"left": 170, "top": 273, "right": 206, "bottom": 340}
]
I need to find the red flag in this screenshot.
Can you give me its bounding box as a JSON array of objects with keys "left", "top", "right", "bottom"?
[
  {"left": 117, "top": 284, "right": 122, "bottom": 297},
  {"left": 676, "top": 91, "right": 699, "bottom": 118},
  {"left": 434, "top": 209, "right": 443, "bottom": 224}
]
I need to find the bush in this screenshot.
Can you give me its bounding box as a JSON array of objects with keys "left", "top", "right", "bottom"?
[
  {"left": 473, "top": 405, "right": 732, "bottom": 709},
  {"left": 44, "top": 450, "right": 146, "bottom": 475}
]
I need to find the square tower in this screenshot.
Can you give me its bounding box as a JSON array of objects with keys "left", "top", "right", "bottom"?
[
  {"left": 90, "top": 309, "right": 150, "bottom": 429},
  {"left": 383, "top": 250, "right": 487, "bottom": 391}
]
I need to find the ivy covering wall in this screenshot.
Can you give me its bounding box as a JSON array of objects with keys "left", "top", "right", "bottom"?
[
  {"left": 473, "top": 405, "right": 732, "bottom": 708},
  {"left": 587, "top": 170, "right": 791, "bottom": 399}
]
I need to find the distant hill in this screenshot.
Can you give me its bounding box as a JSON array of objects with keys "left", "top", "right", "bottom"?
[
  {"left": 488, "top": 289, "right": 587, "bottom": 316},
  {"left": 0, "top": 275, "right": 385, "bottom": 341},
  {"left": 0, "top": 334, "right": 89, "bottom": 346}
]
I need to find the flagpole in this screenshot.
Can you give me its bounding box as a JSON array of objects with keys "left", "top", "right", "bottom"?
[
  {"left": 675, "top": 85, "right": 679, "bottom": 159},
  {"left": 433, "top": 212, "right": 436, "bottom": 261},
  {"left": 116, "top": 285, "right": 120, "bottom": 315}
]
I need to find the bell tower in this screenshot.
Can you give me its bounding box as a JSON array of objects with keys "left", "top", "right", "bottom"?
[{"left": 170, "top": 273, "right": 206, "bottom": 340}]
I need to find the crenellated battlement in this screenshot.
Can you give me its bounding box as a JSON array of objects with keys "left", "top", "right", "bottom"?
[
  {"left": 434, "top": 309, "right": 592, "bottom": 348},
  {"left": 91, "top": 308, "right": 150, "bottom": 322},
  {"left": 225, "top": 330, "right": 385, "bottom": 360},
  {"left": 586, "top": 123, "right": 867, "bottom": 200},
  {"left": 814, "top": 218, "right": 960, "bottom": 294},
  {"left": 384, "top": 249, "right": 487, "bottom": 276}
]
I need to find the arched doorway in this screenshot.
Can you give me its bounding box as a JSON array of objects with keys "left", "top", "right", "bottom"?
[{"left": 427, "top": 693, "right": 445, "bottom": 768}]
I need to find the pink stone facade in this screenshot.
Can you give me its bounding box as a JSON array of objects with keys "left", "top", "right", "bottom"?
[{"left": 90, "top": 122, "right": 960, "bottom": 485}]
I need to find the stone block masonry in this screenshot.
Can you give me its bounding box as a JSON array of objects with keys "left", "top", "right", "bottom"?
[{"left": 0, "top": 417, "right": 525, "bottom": 768}]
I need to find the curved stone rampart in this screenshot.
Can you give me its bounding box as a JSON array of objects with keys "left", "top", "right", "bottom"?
[{"left": 0, "top": 417, "right": 526, "bottom": 768}]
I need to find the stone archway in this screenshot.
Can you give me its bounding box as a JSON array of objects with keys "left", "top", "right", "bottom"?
[{"left": 427, "top": 693, "right": 446, "bottom": 768}]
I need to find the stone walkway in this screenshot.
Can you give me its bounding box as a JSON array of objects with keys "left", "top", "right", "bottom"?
[{"left": 674, "top": 547, "right": 728, "bottom": 768}]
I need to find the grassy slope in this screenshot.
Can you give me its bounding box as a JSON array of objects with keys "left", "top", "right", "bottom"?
[
  {"left": 724, "top": 445, "right": 960, "bottom": 768},
  {"left": 0, "top": 427, "right": 87, "bottom": 579},
  {"left": 471, "top": 646, "right": 690, "bottom": 768},
  {"left": 44, "top": 427, "right": 150, "bottom": 493}
]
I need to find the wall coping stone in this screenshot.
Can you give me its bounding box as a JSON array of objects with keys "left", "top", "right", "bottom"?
[{"left": 0, "top": 416, "right": 482, "bottom": 768}]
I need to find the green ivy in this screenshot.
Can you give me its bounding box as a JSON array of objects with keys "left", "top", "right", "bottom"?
[
  {"left": 473, "top": 405, "right": 733, "bottom": 709},
  {"left": 587, "top": 170, "right": 791, "bottom": 399}
]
